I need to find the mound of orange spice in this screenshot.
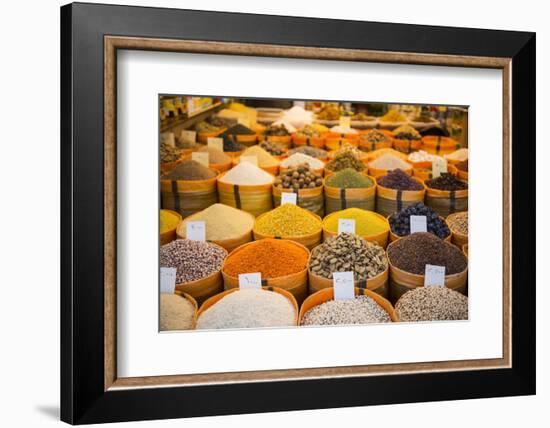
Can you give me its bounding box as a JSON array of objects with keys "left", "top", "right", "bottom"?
[{"left": 223, "top": 239, "right": 309, "bottom": 279}]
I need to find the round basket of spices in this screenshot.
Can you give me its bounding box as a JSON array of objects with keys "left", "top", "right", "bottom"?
[
  {"left": 177, "top": 204, "right": 255, "bottom": 253},
  {"left": 424, "top": 173, "right": 468, "bottom": 217},
  {"left": 160, "top": 291, "right": 198, "bottom": 331},
  {"left": 299, "top": 287, "right": 397, "bottom": 325},
  {"left": 454, "top": 159, "right": 469, "bottom": 181},
  {"left": 386, "top": 232, "right": 468, "bottom": 303},
  {"left": 193, "top": 146, "right": 233, "bottom": 173},
  {"left": 392, "top": 125, "right": 423, "bottom": 154},
  {"left": 387, "top": 202, "right": 451, "bottom": 243},
  {"left": 196, "top": 287, "right": 298, "bottom": 329},
  {"left": 323, "top": 169, "right": 376, "bottom": 215},
  {"left": 358, "top": 129, "right": 394, "bottom": 152},
  {"left": 421, "top": 135, "right": 461, "bottom": 156},
  {"left": 253, "top": 204, "right": 323, "bottom": 249},
  {"left": 367, "top": 153, "right": 413, "bottom": 177},
  {"left": 161, "top": 239, "right": 228, "bottom": 305},
  {"left": 395, "top": 286, "right": 468, "bottom": 322},
  {"left": 221, "top": 124, "right": 258, "bottom": 146},
  {"left": 324, "top": 146, "right": 367, "bottom": 177},
  {"left": 322, "top": 208, "right": 390, "bottom": 248},
  {"left": 217, "top": 163, "right": 275, "bottom": 217},
  {"left": 412, "top": 163, "right": 458, "bottom": 182},
  {"left": 160, "top": 160, "right": 220, "bottom": 218},
  {"left": 197, "top": 129, "right": 226, "bottom": 144},
  {"left": 272, "top": 164, "right": 324, "bottom": 217},
  {"left": 160, "top": 209, "right": 182, "bottom": 245},
  {"left": 446, "top": 211, "right": 468, "bottom": 248},
  {"left": 325, "top": 136, "right": 359, "bottom": 152},
  {"left": 374, "top": 169, "right": 426, "bottom": 217},
  {"left": 280, "top": 153, "right": 325, "bottom": 177},
  {"left": 233, "top": 145, "right": 281, "bottom": 175},
  {"left": 221, "top": 239, "right": 310, "bottom": 305},
  {"left": 308, "top": 233, "right": 389, "bottom": 297}
]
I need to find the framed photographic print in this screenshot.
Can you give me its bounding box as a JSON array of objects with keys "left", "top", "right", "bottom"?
[{"left": 60, "top": 2, "right": 536, "bottom": 424}]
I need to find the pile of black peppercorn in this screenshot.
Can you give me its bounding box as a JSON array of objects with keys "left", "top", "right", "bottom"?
[{"left": 389, "top": 202, "right": 450, "bottom": 239}]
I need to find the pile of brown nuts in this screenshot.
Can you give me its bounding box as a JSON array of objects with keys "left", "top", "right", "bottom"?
[
  {"left": 274, "top": 163, "right": 323, "bottom": 189},
  {"left": 308, "top": 233, "right": 387, "bottom": 281}
]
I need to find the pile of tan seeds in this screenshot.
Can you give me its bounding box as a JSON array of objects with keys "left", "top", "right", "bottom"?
[{"left": 395, "top": 287, "right": 468, "bottom": 322}]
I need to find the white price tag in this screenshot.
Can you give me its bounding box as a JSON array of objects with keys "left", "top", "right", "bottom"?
[
  {"left": 424, "top": 264, "right": 446, "bottom": 287},
  {"left": 186, "top": 221, "right": 206, "bottom": 242},
  {"left": 238, "top": 273, "right": 262, "bottom": 289},
  {"left": 207, "top": 137, "right": 224, "bottom": 151},
  {"left": 338, "top": 219, "right": 355, "bottom": 235},
  {"left": 333, "top": 272, "right": 355, "bottom": 300},
  {"left": 180, "top": 130, "right": 196, "bottom": 144},
  {"left": 160, "top": 267, "right": 177, "bottom": 294},
  {"left": 339, "top": 116, "right": 351, "bottom": 128},
  {"left": 410, "top": 215, "right": 428, "bottom": 233},
  {"left": 191, "top": 152, "right": 209, "bottom": 167},
  {"left": 281, "top": 192, "right": 297, "bottom": 205},
  {"left": 432, "top": 157, "right": 448, "bottom": 178},
  {"left": 240, "top": 155, "right": 258, "bottom": 166}
]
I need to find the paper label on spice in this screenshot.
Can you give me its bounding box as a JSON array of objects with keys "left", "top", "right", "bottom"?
[
  {"left": 161, "top": 132, "right": 176, "bottom": 148},
  {"left": 186, "top": 221, "right": 206, "bottom": 242},
  {"left": 207, "top": 137, "right": 224, "bottom": 151},
  {"left": 281, "top": 192, "right": 297, "bottom": 205},
  {"left": 180, "top": 130, "right": 196, "bottom": 144},
  {"left": 237, "top": 117, "right": 250, "bottom": 128},
  {"left": 339, "top": 116, "right": 351, "bottom": 129},
  {"left": 333, "top": 272, "right": 355, "bottom": 300},
  {"left": 191, "top": 152, "right": 209, "bottom": 167},
  {"left": 432, "top": 157, "right": 448, "bottom": 178},
  {"left": 410, "top": 215, "right": 428, "bottom": 233},
  {"left": 424, "top": 264, "right": 446, "bottom": 287},
  {"left": 160, "top": 267, "right": 177, "bottom": 294},
  {"left": 238, "top": 273, "right": 262, "bottom": 289},
  {"left": 241, "top": 155, "right": 258, "bottom": 166},
  {"left": 338, "top": 219, "right": 356, "bottom": 235}
]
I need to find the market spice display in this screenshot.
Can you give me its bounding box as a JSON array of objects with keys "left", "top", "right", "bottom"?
[
  {"left": 389, "top": 202, "right": 450, "bottom": 239},
  {"left": 162, "top": 159, "right": 217, "bottom": 181},
  {"left": 369, "top": 154, "right": 412, "bottom": 171},
  {"left": 425, "top": 173, "right": 468, "bottom": 190},
  {"left": 255, "top": 204, "right": 321, "bottom": 237},
  {"left": 325, "top": 148, "right": 366, "bottom": 173},
  {"left": 387, "top": 232, "right": 467, "bottom": 275},
  {"left": 301, "top": 295, "right": 391, "bottom": 326},
  {"left": 395, "top": 287, "right": 468, "bottom": 322},
  {"left": 325, "top": 168, "right": 374, "bottom": 188},
  {"left": 219, "top": 162, "right": 275, "bottom": 185},
  {"left": 178, "top": 204, "right": 254, "bottom": 241},
  {"left": 309, "top": 233, "right": 387, "bottom": 280},
  {"left": 393, "top": 125, "right": 421, "bottom": 141},
  {"left": 377, "top": 169, "right": 423, "bottom": 190},
  {"left": 360, "top": 129, "right": 391, "bottom": 144},
  {"left": 196, "top": 289, "right": 296, "bottom": 329},
  {"left": 223, "top": 239, "right": 308, "bottom": 279},
  {"left": 447, "top": 211, "right": 468, "bottom": 235},
  {"left": 160, "top": 239, "right": 227, "bottom": 284},
  {"left": 160, "top": 140, "right": 183, "bottom": 163},
  {"left": 160, "top": 294, "right": 195, "bottom": 330},
  {"left": 323, "top": 208, "right": 389, "bottom": 237},
  {"left": 160, "top": 209, "right": 180, "bottom": 234},
  {"left": 274, "top": 163, "right": 323, "bottom": 189}
]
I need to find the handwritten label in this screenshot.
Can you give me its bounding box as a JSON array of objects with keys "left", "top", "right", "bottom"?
[
  {"left": 281, "top": 192, "right": 297, "bottom": 205},
  {"left": 338, "top": 219, "right": 356, "bottom": 235},
  {"left": 237, "top": 117, "right": 250, "bottom": 128},
  {"left": 432, "top": 157, "right": 448, "bottom": 179},
  {"left": 160, "top": 267, "right": 177, "bottom": 294},
  {"left": 191, "top": 152, "right": 209, "bottom": 167},
  {"left": 424, "top": 264, "right": 446, "bottom": 287},
  {"left": 238, "top": 273, "right": 262, "bottom": 289},
  {"left": 180, "top": 130, "right": 196, "bottom": 144},
  {"left": 333, "top": 272, "right": 355, "bottom": 300},
  {"left": 186, "top": 221, "right": 206, "bottom": 242},
  {"left": 240, "top": 155, "right": 258, "bottom": 166},
  {"left": 339, "top": 116, "right": 351, "bottom": 128},
  {"left": 207, "top": 137, "right": 224, "bottom": 151},
  {"left": 410, "top": 215, "right": 428, "bottom": 234}
]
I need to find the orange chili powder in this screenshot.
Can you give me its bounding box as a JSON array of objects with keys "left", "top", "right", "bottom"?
[{"left": 223, "top": 239, "right": 308, "bottom": 278}]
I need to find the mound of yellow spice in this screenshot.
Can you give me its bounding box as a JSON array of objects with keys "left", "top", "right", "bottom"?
[
  {"left": 323, "top": 208, "right": 389, "bottom": 237},
  {"left": 160, "top": 210, "right": 181, "bottom": 234},
  {"left": 254, "top": 204, "right": 322, "bottom": 237}
]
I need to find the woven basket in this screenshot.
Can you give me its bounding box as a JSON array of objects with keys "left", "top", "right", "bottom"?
[
  {"left": 160, "top": 209, "right": 182, "bottom": 246},
  {"left": 217, "top": 172, "right": 274, "bottom": 217},
  {"left": 299, "top": 287, "right": 398, "bottom": 325},
  {"left": 374, "top": 176, "right": 426, "bottom": 218},
  {"left": 446, "top": 211, "right": 469, "bottom": 248},
  {"left": 424, "top": 182, "right": 468, "bottom": 217},
  {"left": 323, "top": 177, "right": 376, "bottom": 215},
  {"left": 421, "top": 136, "right": 461, "bottom": 156},
  {"left": 160, "top": 171, "right": 219, "bottom": 218},
  {"left": 272, "top": 184, "right": 324, "bottom": 217}
]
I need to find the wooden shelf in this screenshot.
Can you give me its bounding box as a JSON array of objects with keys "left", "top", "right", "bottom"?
[{"left": 160, "top": 102, "right": 225, "bottom": 133}]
